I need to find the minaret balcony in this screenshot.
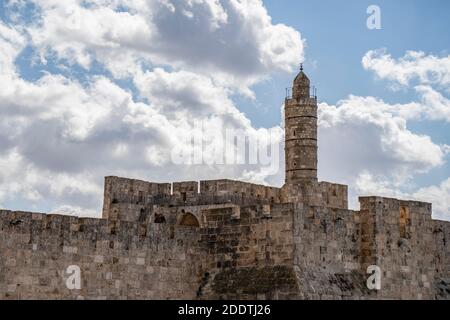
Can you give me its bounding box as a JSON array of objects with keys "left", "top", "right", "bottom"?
[{"left": 284, "top": 96, "right": 317, "bottom": 107}]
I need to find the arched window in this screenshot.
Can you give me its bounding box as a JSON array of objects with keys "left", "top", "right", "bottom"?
[
  {"left": 154, "top": 213, "right": 166, "bottom": 223},
  {"left": 179, "top": 213, "right": 199, "bottom": 227}
]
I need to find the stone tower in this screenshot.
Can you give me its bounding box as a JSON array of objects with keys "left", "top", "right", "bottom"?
[{"left": 284, "top": 66, "right": 318, "bottom": 184}]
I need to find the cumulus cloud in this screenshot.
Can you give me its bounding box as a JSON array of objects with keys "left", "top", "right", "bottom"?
[
  {"left": 0, "top": 11, "right": 286, "bottom": 217},
  {"left": 363, "top": 49, "right": 450, "bottom": 88},
  {"left": 413, "top": 178, "right": 450, "bottom": 221},
  {"left": 49, "top": 205, "right": 98, "bottom": 217},
  {"left": 317, "top": 96, "right": 449, "bottom": 212},
  {"left": 24, "top": 0, "right": 304, "bottom": 94},
  {"left": 0, "top": 150, "right": 103, "bottom": 211},
  {"left": 415, "top": 85, "right": 450, "bottom": 122},
  {"left": 319, "top": 97, "right": 446, "bottom": 181},
  {"left": 313, "top": 48, "right": 450, "bottom": 218},
  {"left": 362, "top": 49, "right": 450, "bottom": 123}
]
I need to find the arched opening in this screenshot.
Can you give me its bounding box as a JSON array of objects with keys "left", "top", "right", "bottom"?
[
  {"left": 154, "top": 213, "right": 166, "bottom": 223},
  {"left": 179, "top": 212, "right": 200, "bottom": 227}
]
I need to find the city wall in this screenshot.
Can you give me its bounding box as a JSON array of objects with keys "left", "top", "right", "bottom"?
[{"left": 1, "top": 176, "right": 449, "bottom": 299}]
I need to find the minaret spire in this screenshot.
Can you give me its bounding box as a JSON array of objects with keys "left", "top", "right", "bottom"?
[{"left": 292, "top": 64, "right": 310, "bottom": 99}]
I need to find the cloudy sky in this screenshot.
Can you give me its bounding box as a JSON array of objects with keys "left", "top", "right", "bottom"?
[{"left": 0, "top": 0, "right": 449, "bottom": 220}]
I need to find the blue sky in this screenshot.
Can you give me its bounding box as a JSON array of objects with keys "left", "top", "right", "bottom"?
[
  {"left": 244, "top": 0, "right": 450, "bottom": 201},
  {"left": 0, "top": 0, "right": 449, "bottom": 219},
  {"left": 244, "top": 0, "right": 450, "bottom": 127}
]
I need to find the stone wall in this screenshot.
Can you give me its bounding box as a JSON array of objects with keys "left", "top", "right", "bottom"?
[
  {"left": 290, "top": 196, "right": 448, "bottom": 300},
  {"left": 359, "top": 197, "right": 437, "bottom": 299},
  {"left": 0, "top": 210, "right": 206, "bottom": 300},
  {"left": 0, "top": 203, "right": 300, "bottom": 300},
  {"left": 291, "top": 203, "right": 372, "bottom": 299},
  {"left": 433, "top": 220, "right": 450, "bottom": 299},
  {"left": 281, "top": 181, "right": 348, "bottom": 210},
  {"left": 103, "top": 177, "right": 282, "bottom": 222},
  {"left": 1, "top": 183, "right": 449, "bottom": 300},
  {"left": 102, "top": 176, "right": 171, "bottom": 219},
  {"left": 103, "top": 177, "right": 347, "bottom": 223},
  {"left": 198, "top": 203, "right": 298, "bottom": 299},
  {"left": 199, "top": 180, "right": 281, "bottom": 202}
]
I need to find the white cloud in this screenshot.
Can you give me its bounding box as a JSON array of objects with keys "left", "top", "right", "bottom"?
[
  {"left": 0, "top": 150, "right": 103, "bottom": 212},
  {"left": 318, "top": 96, "right": 449, "bottom": 217},
  {"left": 25, "top": 0, "right": 304, "bottom": 93},
  {"left": 415, "top": 85, "right": 450, "bottom": 122},
  {"left": 362, "top": 49, "right": 450, "bottom": 123},
  {"left": 362, "top": 49, "right": 450, "bottom": 88},
  {"left": 0, "top": 151, "right": 42, "bottom": 203},
  {"left": 314, "top": 48, "right": 450, "bottom": 219},
  {"left": 354, "top": 172, "right": 407, "bottom": 199},
  {"left": 319, "top": 97, "right": 446, "bottom": 180},
  {"left": 0, "top": 17, "right": 285, "bottom": 216},
  {"left": 49, "top": 204, "right": 98, "bottom": 217},
  {"left": 351, "top": 172, "right": 450, "bottom": 221},
  {"left": 413, "top": 178, "right": 450, "bottom": 221}
]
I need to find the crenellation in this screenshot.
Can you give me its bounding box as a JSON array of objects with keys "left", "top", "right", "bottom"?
[{"left": 280, "top": 180, "right": 348, "bottom": 210}]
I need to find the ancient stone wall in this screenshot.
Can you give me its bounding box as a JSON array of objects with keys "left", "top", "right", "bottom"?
[
  {"left": 0, "top": 203, "right": 300, "bottom": 300},
  {"left": 1, "top": 184, "right": 449, "bottom": 300},
  {"left": 199, "top": 180, "right": 281, "bottom": 202},
  {"left": 359, "top": 197, "right": 436, "bottom": 299},
  {"left": 103, "top": 177, "right": 282, "bottom": 222},
  {"left": 290, "top": 196, "right": 449, "bottom": 300},
  {"left": 0, "top": 210, "right": 206, "bottom": 300},
  {"left": 102, "top": 176, "right": 171, "bottom": 219},
  {"left": 433, "top": 220, "right": 450, "bottom": 299},
  {"left": 198, "top": 203, "right": 298, "bottom": 300},
  {"left": 292, "top": 204, "right": 371, "bottom": 299},
  {"left": 281, "top": 181, "right": 348, "bottom": 210}
]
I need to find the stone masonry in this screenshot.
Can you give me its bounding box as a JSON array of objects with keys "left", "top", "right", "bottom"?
[{"left": 0, "top": 69, "right": 449, "bottom": 300}]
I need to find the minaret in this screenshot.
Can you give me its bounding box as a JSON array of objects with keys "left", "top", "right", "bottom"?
[{"left": 284, "top": 65, "right": 318, "bottom": 184}]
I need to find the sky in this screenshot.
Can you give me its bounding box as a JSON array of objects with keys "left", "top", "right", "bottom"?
[{"left": 0, "top": 0, "right": 449, "bottom": 220}]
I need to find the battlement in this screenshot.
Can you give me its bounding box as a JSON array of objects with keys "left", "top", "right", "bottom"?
[
  {"left": 102, "top": 176, "right": 352, "bottom": 222},
  {"left": 359, "top": 195, "right": 432, "bottom": 211},
  {"left": 1, "top": 189, "right": 450, "bottom": 299},
  {"left": 281, "top": 180, "right": 348, "bottom": 210},
  {"left": 102, "top": 176, "right": 282, "bottom": 220}
]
